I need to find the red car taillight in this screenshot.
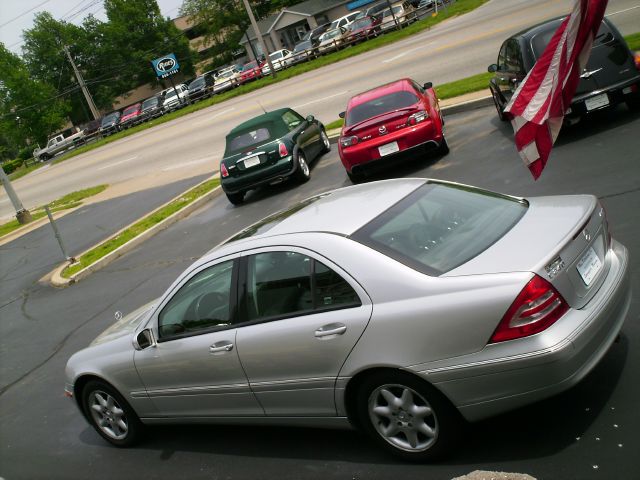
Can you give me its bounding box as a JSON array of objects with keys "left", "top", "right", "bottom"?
[
  {"left": 407, "top": 110, "right": 428, "bottom": 126},
  {"left": 220, "top": 162, "right": 229, "bottom": 178},
  {"left": 489, "top": 275, "right": 569, "bottom": 343},
  {"left": 278, "top": 142, "right": 288, "bottom": 157},
  {"left": 340, "top": 135, "right": 359, "bottom": 147}
]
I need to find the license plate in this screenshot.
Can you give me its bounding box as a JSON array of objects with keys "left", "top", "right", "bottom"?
[
  {"left": 243, "top": 156, "right": 260, "bottom": 168},
  {"left": 585, "top": 93, "right": 609, "bottom": 111},
  {"left": 576, "top": 246, "right": 602, "bottom": 286},
  {"left": 378, "top": 141, "right": 399, "bottom": 157}
]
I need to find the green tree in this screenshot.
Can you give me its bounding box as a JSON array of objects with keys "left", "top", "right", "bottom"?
[{"left": 0, "top": 43, "right": 70, "bottom": 151}]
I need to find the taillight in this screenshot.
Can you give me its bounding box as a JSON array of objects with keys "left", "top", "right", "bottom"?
[
  {"left": 340, "top": 135, "right": 359, "bottom": 147},
  {"left": 407, "top": 110, "right": 428, "bottom": 126},
  {"left": 278, "top": 142, "right": 288, "bottom": 157},
  {"left": 489, "top": 275, "right": 569, "bottom": 343},
  {"left": 220, "top": 162, "right": 229, "bottom": 178},
  {"left": 599, "top": 202, "right": 612, "bottom": 249},
  {"left": 634, "top": 52, "right": 640, "bottom": 71}
]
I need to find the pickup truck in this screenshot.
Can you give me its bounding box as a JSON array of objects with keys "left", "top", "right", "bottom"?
[{"left": 33, "top": 129, "right": 86, "bottom": 161}]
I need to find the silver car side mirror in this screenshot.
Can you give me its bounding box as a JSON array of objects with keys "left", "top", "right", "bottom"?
[{"left": 133, "top": 329, "right": 156, "bottom": 350}]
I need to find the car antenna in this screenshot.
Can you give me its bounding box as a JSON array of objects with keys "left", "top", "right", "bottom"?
[{"left": 257, "top": 101, "right": 267, "bottom": 114}]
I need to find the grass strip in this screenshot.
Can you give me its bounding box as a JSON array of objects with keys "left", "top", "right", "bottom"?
[
  {"left": 62, "top": 178, "right": 220, "bottom": 278},
  {"left": 0, "top": 185, "right": 107, "bottom": 238},
  {"left": 626, "top": 32, "right": 640, "bottom": 51}
]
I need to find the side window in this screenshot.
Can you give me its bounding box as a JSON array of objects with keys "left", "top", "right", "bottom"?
[
  {"left": 245, "top": 252, "right": 312, "bottom": 321},
  {"left": 315, "top": 261, "right": 360, "bottom": 308},
  {"left": 282, "top": 110, "right": 303, "bottom": 130},
  {"left": 242, "top": 251, "right": 362, "bottom": 322},
  {"left": 497, "top": 42, "right": 507, "bottom": 71},
  {"left": 158, "top": 260, "right": 235, "bottom": 338},
  {"left": 505, "top": 40, "right": 523, "bottom": 73}
]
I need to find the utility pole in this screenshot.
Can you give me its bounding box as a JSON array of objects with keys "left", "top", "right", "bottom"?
[
  {"left": 0, "top": 166, "right": 32, "bottom": 224},
  {"left": 241, "top": 0, "right": 276, "bottom": 78},
  {"left": 63, "top": 45, "right": 100, "bottom": 120}
]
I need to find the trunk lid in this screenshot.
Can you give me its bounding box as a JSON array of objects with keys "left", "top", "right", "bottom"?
[
  {"left": 222, "top": 139, "right": 283, "bottom": 178},
  {"left": 446, "top": 195, "right": 609, "bottom": 308}
]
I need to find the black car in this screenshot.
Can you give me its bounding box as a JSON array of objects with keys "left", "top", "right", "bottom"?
[
  {"left": 290, "top": 39, "right": 319, "bottom": 65},
  {"left": 220, "top": 108, "right": 331, "bottom": 205},
  {"left": 187, "top": 73, "right": 215, "bottom": 103},
  {"left": 99, "top": 111, "right": 121, "bottom": 136},
  {"left": 139, "top": 95, "right": 164, "bottom": 122},
  {"left": 488, "top": 17, "right": 640, "bottom": 122}
]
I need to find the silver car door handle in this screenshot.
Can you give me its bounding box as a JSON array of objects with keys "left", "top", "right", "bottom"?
[
  {"left": 209, "top": 342, "right": 234, "bottom": 353},
  {"left": 315, "top": 323, "right": 347, "bottom": 338}
]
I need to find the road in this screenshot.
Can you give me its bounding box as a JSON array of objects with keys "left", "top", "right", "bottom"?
[
  {"left": 1, "top": 103, "right": 639, "bottom": 479},
  {"left": 2, "top": 0, "right": 639, "bottom": 221}
]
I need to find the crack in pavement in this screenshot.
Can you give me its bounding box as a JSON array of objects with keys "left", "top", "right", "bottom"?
[
  {"left": 599, "top": 187, "right": 640, "bottom": 200},
  {"left": 0, "top": 274, "right": 158, "bottom": 397}
]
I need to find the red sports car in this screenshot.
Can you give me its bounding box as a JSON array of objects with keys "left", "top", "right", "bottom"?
[
  {"left": 338, "top": 78, "right": 448, "bottom": 182},
  {"left": 239, "top": 60, "right": 265, "bottom": 84},
  {"left": 346, "top": 15, "right": 382, "bottom": 43}
]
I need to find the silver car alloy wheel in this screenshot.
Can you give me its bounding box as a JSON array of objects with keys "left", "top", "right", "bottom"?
[
  {"left": 368, "top": 384, "right": 438, "bottom": 452},
  {"left": 89, "top": 390, "right": 129, "bottom": 440},
  {"left": 298, "top": 153, "right": 310, "bottom": 177},
  {"left": 322, "top": 130, "right": 330, "bottom": 150}
]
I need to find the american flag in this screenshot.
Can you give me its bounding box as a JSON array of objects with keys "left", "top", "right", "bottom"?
[{"left": 504, "top": 0, "right": 609, "bottom": 179}]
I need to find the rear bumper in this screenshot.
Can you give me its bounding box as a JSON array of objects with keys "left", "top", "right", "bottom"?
[
  {"left": 221, "top": 155, "right": 298, "bottom": 194},
  {"left": 569, "top": 75, "right": 640, "bottom": 116},
  {"left": 340, "top": 120, "right": 443, "bottom": 174},
  {"left": 411, "top": 240, "right": 630, "bottom": 422}
]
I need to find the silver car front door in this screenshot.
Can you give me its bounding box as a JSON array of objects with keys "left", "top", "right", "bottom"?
[
  {"left": 235, "top": 248, "right": 373, "bottom": 416},
  {"left": 134, "top": 258, "right": 264, "bottom": 417}
]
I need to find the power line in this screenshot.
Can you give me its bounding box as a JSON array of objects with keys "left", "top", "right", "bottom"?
[
  {"left": 0, "top": 0, "right": 51, "bottom": 29},
  {"left": 59, "top": 0, "right": 94, "bottom": 20}
]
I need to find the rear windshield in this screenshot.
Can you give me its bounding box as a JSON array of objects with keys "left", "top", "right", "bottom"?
[
  {"left": 243, "top": 61, "right": 258, "bottom": 70},
  {"left": 101, "top": 113, "right": 119, "bottom": 125},
  {"left": 351, "top": 183, "right": 527, "bottom": 275},
  {"left": 226, "top": 127, "right": 271, "bottom": 153},
  {"left": 352, "top": 18, "right": 373, "bottom": 29},
  {"left": 346, "top": 90, "right": 418, "bottom": 126},
  {"left": 294, "top": 41, "right": 312, "bottom": 52},
  {"left": 123, "top": 105, "right": 139, "bottom": 115},
  {"left": 142, "top": 97, "right": 158, "bottom": 109},
  {"left": 189, "top": 77, "right": 205, "bottom": 89},
  {"left": 531, "top": 20, "right": 611, "bottom": 59}
]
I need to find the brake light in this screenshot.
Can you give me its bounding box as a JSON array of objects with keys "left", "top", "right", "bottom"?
[
  {"left": 407, "top": 110, "right": 428, "bottom": 126},
  {"left": 340, "top": 135, "right": 359, "bottom": 147},
  {"left": 278, "top": 142, "right": 289, "bottom": 157},
  {"left": 220, "top": 162, "right": 229, "bottom": 178},
  {"left": 489, "top": 275, "right": 569, "bottom": 343},
  {"left": 634, "top": 52, "right": 640, "bottom": 71}
]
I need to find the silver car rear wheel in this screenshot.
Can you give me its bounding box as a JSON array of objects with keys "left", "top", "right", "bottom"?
[
  {"left": 368, "top": 384, "right": 438, "bottom": 452},
  {"left": 357, "top": 371, "right": 460, "bottom": 460}
]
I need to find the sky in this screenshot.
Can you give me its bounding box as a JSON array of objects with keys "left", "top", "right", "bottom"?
[{"left": 0, "top": 0, "right": 185, "bottom": 55}]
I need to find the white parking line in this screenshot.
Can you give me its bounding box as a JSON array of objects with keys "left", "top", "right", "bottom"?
[
  {"left": 161, "top": 156, "right": 217, "bottom": 172},
  {"left": 97, "top": 156, "right": 139, "bottom": 170},
  {"left": 606, "top": 5, "right": 640, "bottom": 16},
  {"left": 192, "top": 108, "right": 236, "bottom": 126},
  {"left": 292, "top": 90, "right": 349, "bottom": 109}
]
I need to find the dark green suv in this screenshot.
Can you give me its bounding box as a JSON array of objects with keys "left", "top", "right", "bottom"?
[{"left": 220, "top": 108, "right": 331, "bottom": 205}]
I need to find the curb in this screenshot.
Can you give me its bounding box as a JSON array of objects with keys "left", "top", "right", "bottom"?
[
  {"left": 49, "top": 179, "right": 222, "bottom": 287},
  {"left": 326, "top": 94, "right": 493, "bottom": 142}
]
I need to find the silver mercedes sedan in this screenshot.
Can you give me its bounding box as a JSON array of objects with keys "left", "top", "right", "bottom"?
[{"left": 65, "top": 178, "right": 631, "bottom": 460}]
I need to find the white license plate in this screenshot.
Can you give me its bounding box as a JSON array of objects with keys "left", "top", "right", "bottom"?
[
  {"left": 576, "top": 246, "right": 602, "bottom": 286},
  {"left": 243, "top": 156, "right": 260, "bottom": 168},
  {"left": 378, "top": 141, "right": 400, "bottom": 157},
  {"left": 585, "top": 93, "right": 609, "bottom": 111}
]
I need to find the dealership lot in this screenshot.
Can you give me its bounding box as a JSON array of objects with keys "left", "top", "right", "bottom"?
[{"left": 1, "top": 104, "right": 638, "bottom": 479}]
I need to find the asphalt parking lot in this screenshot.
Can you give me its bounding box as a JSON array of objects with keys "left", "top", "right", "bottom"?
[{"left": 0, "top": 105, "right": 638, "bottom": 479}]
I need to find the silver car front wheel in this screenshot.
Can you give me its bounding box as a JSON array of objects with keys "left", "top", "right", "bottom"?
[
  {"left": 357, "top": 371, "right": 460, "bottom": 460},
  {"left": 82, "top": 380, "right": 142, "bottom": 447}
]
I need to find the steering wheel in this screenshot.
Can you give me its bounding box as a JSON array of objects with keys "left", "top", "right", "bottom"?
[{"left": 194, "top": 292, "right": 228, "bottom": 322}]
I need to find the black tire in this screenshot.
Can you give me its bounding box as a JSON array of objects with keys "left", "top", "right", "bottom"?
[
  {"left": 320, "top": 129, "right": 331, "bottom": 153},
  {"left": 226, "top": 191, "right": 244, "bottom": 205},
  {"left": 356, "top": 371, "right": 461, "bottom": 461},
  {"left": 293, "top": 151, "right": 311, "bottom": 183},
  {"left": 437, "top": 135, "right": 449, "bottom": 155},
  {"left": 347, "top": 169, "right": 364, "bottom": 184},
  {"left": 82, "top": 380, "right": 143, "bottom": 447},
  {"left": 491, "top": 88, "right": 507, "bottom": 122},
  {"left": 626, "top": 95, "right": 640, "bottom": 112}
]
